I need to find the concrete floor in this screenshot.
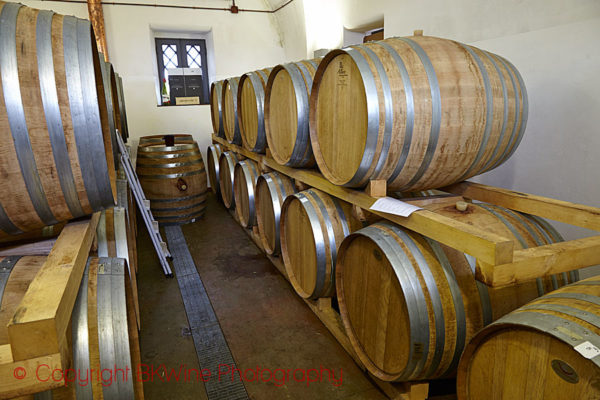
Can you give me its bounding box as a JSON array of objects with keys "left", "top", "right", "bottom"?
[{"left": 137, "top": 193, "right": 386, "bottom": 399}]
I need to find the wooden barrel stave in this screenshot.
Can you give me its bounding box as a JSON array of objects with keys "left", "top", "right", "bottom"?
[
  {"left": 309, "top": 36, "right": 527, "bottom": 191},
  {"left": 218, "top": 151, "right": 242, "bottom": 209},
  {"left": 0, "top": 2, "right": 116, "bottom": 239},
  {"left": 457, "top": 277, "right": 600, "bottom": 400},
  {"left": 210, "top": 80, "right": 225, "bottom": 138},
  {"left": 281, "top": 188, "right": 361, "bottom": 299},
  {"left": 233, "top": 159, "right": 260, "bottom": 227},
  {"left": 115, "top": 72, "right": 129, "bottom": 141},
  {"left": 222, "top": 77, "right": 242, "bottom": 144},
  {"left": 265, "top": 59, "right": 320, "bottom": 167},
  {"left": 238, "top": 68, "right": 271, "bottom": 152},
  {"left": 335, "top": 203, "right": 574, "bottom": 382},
  {"left": 255, "top": 172, "right": 296, "bottom": 255},
  {"left": 207, "top": 144, "right": 223, "bottom": 197},
  {"left": 137, "top": 137, "right": 207, "bottom": 225}
]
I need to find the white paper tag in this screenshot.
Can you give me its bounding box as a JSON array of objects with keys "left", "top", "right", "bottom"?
[
  {"left": 574, "top": 341, "right": 600, "bottom": 359},
  {"left": 369, "top": 197, "right": 423, "bottom": 217}
]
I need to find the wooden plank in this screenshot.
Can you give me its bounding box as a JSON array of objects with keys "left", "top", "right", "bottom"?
[
  {"left": 442, "top": 181, "right": 600, "bottom": 231},
  {"left": 213, "top": 135, "right": 514, "bottom": 266},
  {"left": 7, "top": 213, "right": 101, "bottom": 361},
  {"left": 87, "top": 0, "right": 109, "bottom": 61},
  {"left": 478, "top": 235, "right": 600, "bottom": 287},
  {"left": 0, "top": 352, "right": 63, "bottom": 399}
]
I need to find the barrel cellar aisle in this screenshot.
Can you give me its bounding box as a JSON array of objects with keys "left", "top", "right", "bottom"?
[
  {"left": 0, "top": 0, "right": 598, "bottom": 399},
  {"left": 136, "top": 193, "right": 387, "bottom": 400}
]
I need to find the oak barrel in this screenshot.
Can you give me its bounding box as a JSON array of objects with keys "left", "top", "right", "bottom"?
[
  {"left": 265, "top": 59, "right": 320, "bottom": 167},
  {"left": 0, "top": 2, "right": 117, "bottom": 239},
  {"left": 336, "top": 202, "right": 576, "bottom": 382},
  {"left": 233, "top": 159, "right": 260, "bottom": 227},
  {"left": 255, "top": 172, "right": 296, "bottom": 255},
  {"left": 222, "top": 77, "right": 242, "bottom": 144},
  {"left": 139, "top": 134, "right": 194, "bottom": 146},
  {"left": 310, "top": 35, "right": 527, "bottom": 191},
  {"left": 207, "top": 144, "right": 223, "bottom": 197},
  {"left": 457, "top": 276, "right": 600, "bottom": 400},
  {"left": 0, "top": 257, "right": 142, "bottom": 399},
  {"left": 210, "top": 80, "right": 225, "bottom": 137},
  {"left": 115, "top": 72, "right": 130, "bottom": 141},
  {"left": 238, "top": 68, "right": 272, "bottom": 152},
  {"left": 218, "top": 151, "right": 242, "bottom": 209},
  {"left": 280, "top": 189, "right": 362, "bottom": 299},
  {"left": 136, "top": 135, "right": 207, "bottom": 225}
]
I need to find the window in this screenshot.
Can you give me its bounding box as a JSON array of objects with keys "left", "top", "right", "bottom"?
[{"left": 155, "top": 38, "right": 209, "bottom": 106}]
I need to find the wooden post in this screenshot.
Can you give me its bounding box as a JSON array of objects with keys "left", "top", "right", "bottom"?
[{"left": 87, "top": 0, "right": 109, "bottom": 62}]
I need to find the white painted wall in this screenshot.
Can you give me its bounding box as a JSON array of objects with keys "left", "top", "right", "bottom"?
[
  {"left": 21, "top": 0, "right": 287, "bottom": 164},
  {"left": 273, "top": 0, "right": 600, "bottom": 275}
]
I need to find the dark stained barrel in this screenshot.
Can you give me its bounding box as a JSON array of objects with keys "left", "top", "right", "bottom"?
[{"left": 136, "top": 135, "right": 207, "bottom": 225}]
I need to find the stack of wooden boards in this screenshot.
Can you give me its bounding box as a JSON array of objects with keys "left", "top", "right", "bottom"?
[
  {"left": 210, "top": 31, "right": 600, "bottom": 400},
  {"left": 0, "top": 2, "right": 141, "bottom": 398}
]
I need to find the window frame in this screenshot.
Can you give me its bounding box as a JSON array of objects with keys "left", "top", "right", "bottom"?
[{"left": 155, "top": 38, "right": 210, "bottom": 106}]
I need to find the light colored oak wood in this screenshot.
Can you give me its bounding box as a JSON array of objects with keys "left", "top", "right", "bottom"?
[
  {"left": 255, "top": 172, "right": 297, "bottom": 255},
  {"left": 213, "top": 134, "right": 514, "bottom": 266},
  {"left": 210, "top": 81, "right": 225, "bottom": 137},
  {"left": 207, "top": 144, "right": 223, "bottom": 197},
  {"left": 87, "top": 0, "right": 108, "bottom": 61},
  {"left": 7, "top": 213, "right": 100, "bottom": 361},
  {"left": 222, "top": 77, "right": 242, "bottom": 144},
  {"left": 233, "top": 159, "right": 260, "bottom": 227},
  {"left": 336, "top": 204, "right": 572, "bottom": 381},
  {"left": 310, "top": 36, "right": 526, "bottom": 191},
  {"left": 238, "top": 68, "right": 271, "bottom": 153},
  {"left": 218, "top": 151, "right": 242, "bottom": 209},
  {"left": 366, "top": 180, "right": 387, "bottom": 198},
  {"left": 265, "top": 59, "right": 321, "bottom": 167},
  {"left": 281, "top": 189, "right": 363, "bottom": 299},
  {"left": 457, "top": 277, "right": 600, "bottom": 400},
  {"left": 0, "top": 3, "right": 115, "bottom": 238},
  {"left": 442, "top": 181, "right": 600, "bottom": 231}
]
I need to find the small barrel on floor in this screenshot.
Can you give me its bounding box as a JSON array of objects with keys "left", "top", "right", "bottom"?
[
  {"left": 218, "top": 151, "right": 243, "bottom": 209},
  {"left": 265, "top": 59, "right": 321, "bottom": 167},
  {"left": 335, "top": 202, "right": 576, "bottom": 382},
  {"left": 255, "top": 172, "right": 297, "bottom": 255},
  {"left": 238, "top": 68, "right": 272, "bottom": 153},
  {"left": 136, "top": 135, "right": 207, "bottom": 226},
  {"left": 207, "top": 144, "right": 223, "bottom": 198},
  {"left": 222, "top": 77, "right": 242, "bottom": 145},
  {"left": 457, "top": 277, "right": 600, "bottom": 400},
  {"left": 233, "top": 159, "right": 261, "bottom": 227},
  {"left": 280, "top": 188, "right": 362, "bottom": 299}
]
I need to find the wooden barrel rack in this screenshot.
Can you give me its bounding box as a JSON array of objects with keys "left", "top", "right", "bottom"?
[{"left": 213, "top": 133, "right": 600, "bottom": 400}]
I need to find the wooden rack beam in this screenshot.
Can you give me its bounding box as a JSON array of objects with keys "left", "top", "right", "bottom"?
[
  {"left": 212, "top": 135, "right": 514, "bottom": 266},
  {"left": 214, "top": 135, "right": 600, "bottom": 287},
  {"left": 7, "top": 213, "right": 101, "bottom": 361}
]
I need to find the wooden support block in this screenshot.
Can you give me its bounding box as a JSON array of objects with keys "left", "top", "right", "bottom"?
[
  {"left": 265, "top": 148, "right": 273, "bottom": 159},
  {"left": 259, "top": 159, "right": 273, "bottom": 174},
  {"left": 366, "top": 179, "right": 387, "bottom": 198},
  {"left": 7, "top": 213, "right": 100, "bottom": 361},
  {"left": 478, "top": 235, "right": 600, "bottom": 287},
  {"left": 413, "top": 29, "right": 424, "bottom": 36},
  {"left": 442, "top": 181, "right": 600, "bottom": 231}
]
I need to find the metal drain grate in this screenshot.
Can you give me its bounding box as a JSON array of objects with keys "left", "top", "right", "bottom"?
[{"left": 165, "top": 225, "right": 249, "bottom": 400}]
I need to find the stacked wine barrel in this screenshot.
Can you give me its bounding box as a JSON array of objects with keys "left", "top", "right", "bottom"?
[
  {"left": 457, "top": 276, "right": 600, "bottom": 399},
  {"left": 0, "top": 1, "right": 131, "bottom": 243},
  {"left": 136, "top": 134, "right": 207, "bottom": 225},
  {"left": 206, "top": 33, "right": 591, "bottom": 396}
]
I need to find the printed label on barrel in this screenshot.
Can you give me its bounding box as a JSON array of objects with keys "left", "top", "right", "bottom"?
[{"left": 337, "top": 61, "right": 348, "bottom": 87}]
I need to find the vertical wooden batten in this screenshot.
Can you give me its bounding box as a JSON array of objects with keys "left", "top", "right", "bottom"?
[{"left": 87, "top": 0, "right": 109, "bottom": 61}]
